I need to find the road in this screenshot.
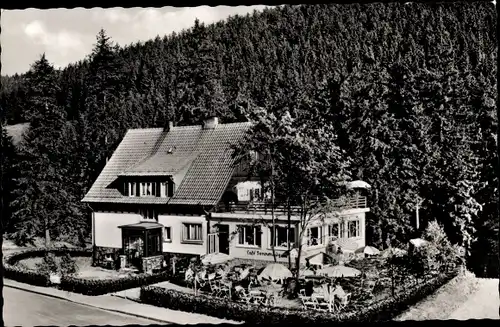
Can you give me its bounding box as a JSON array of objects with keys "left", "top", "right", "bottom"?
[{"left": 3, "top": 287, "right": 161, "bottom": 326}]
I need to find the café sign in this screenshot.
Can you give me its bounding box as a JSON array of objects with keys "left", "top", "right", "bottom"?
[{"left": 246, "top": 249, "right": 285, "bottom": 257}]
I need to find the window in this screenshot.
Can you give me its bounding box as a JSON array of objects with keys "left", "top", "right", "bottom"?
[
  {"left": 147, "top": 232, "right": 162, "bottom": 256},
  {"left": 163, "top": 227, "right": 172, "bottom": 242},
  {"left": 140, "top": 182, "right": 156, "bottom": 196},
  {"left": 307, "top": 226, "right": 323, "bottom": 246},
  {"left": 127, "top": 182, "right": 137, "bottom": 197},
  {"left": 269, "top": 226, "right": 296, "bottom": 248},
  {"left": 249, "top": 188, "right": 262, "bottom": 202},
  {"left": 328, "top": 223, "right": 339, "bottom": 240},
  {"left": 140, "top": 208, "right": 157, "bottom": 220},
  {"left": 183, "top": 223, "right": 203, "bottom": 243},
  {"left": 348, "top": 220, "right": 360, "bottom": 238},
  {"left": 237, "top": 225, "right": 262, "bottom": 247}
]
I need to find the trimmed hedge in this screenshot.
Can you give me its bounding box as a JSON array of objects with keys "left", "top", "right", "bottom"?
[
  {"left": 3, "top": 248, "right": 92, "bottom": 287},
  {"left": 140, "top": 272, "right": 456, "bottom": 323},
  {"left": 59, "top": 271, "right": 170, "bottom": 296},
  {"left": 4, "top": 247, "right": 170, "bottom": 296}
]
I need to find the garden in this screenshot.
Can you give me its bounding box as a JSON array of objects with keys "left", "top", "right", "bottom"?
[
  {"left": 3, "top": 247, "right": 170, "bottom": 295},
  {"left": 140, "top": 221, "right": 465, "bottom": 323}
]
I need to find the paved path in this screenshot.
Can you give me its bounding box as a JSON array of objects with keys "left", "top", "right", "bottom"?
[
  {"left": 4, "top": 287, "right": 157, "bottom": 326},
  {"left": 448, "top": 278, "right": 499, "bottom": 320},
  {"left": 4, "top": 279, "right": 242, "bottom": 325}
]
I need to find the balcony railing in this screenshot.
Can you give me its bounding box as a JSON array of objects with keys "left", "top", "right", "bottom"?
[{"left": 214, "top": 196, "right": 367, "bottom": 214}]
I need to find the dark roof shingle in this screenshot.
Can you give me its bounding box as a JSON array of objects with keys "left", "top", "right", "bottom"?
[{"left": 83, "top": 121, "right": 251, "bottom": 207}]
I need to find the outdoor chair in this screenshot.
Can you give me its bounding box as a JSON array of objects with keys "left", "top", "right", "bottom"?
[
  {"left": 218, "top": 281, "right": 232, "bottom": 299},
  {"left": 335, "top": 292, "right": 351, "bottom": 311},
  {"left": 299, "top": 293, "right": 317, "bottom": 310},
  {"left": 238, "top": 289, "right": 254, "bottom": 304},
  {"left": 311, "top": 294, "right": 329, "bottom": 312},
  {"left": 209, "top": 278, "right": 222, "bottom": 297}
]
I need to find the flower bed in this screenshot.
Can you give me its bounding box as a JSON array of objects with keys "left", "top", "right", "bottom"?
[
  {"left": 4, "top": 248, "right": 170, "bottom": 296},
  {"left": 140, "top": 272, "right": 456, "bottom": 323}
]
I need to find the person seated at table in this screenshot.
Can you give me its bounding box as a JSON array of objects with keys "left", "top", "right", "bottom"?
[
  {"left": 333, "top": 283, "right": 347, "bottom": 299},
  {"left": 185, "top": 267, "right": 194, "bottom": 282},
  {"left": 305, "top": 280, "right": 314, "bottom": 296},
  {"left": 249, "top": 274, "right": 260, "bottom": 286},
  {"left": 216, "top": 265, "right": 225, "bottom": 277}
]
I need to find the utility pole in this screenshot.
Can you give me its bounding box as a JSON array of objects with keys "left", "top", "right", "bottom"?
[{"left": 416, "top": 196, "right": 423, "bottom": 231}]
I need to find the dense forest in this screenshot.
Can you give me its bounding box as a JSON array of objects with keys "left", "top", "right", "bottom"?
[{"left": 0, "top": 3, "right": 497, "bottom": 276}]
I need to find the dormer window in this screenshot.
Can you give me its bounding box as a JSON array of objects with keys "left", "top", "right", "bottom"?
[
  {"left": 140, "top": 182, "right": 156, "bottom": 196},
  {"left": 125, "top": 180, "right": 175, "bottom": 198}
]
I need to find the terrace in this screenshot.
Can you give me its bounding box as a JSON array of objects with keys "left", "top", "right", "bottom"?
[{"left": 214, "top": 195, "right": 368, "bottom": 215}]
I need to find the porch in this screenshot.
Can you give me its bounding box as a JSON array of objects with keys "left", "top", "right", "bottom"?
[{"left": 118, "top": 221, "right": 164, "bottom": 273}]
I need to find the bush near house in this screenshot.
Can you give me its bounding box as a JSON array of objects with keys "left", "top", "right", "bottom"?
[{"left": 140, "top": 271, "right": 456, "bottom": 323}]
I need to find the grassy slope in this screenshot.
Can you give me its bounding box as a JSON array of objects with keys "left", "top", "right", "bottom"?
[{"left": 394, "top": 271, "right": 480, "bottom": 321}]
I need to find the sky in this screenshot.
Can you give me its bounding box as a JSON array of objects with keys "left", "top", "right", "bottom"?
[{"left": 0, "top": 6, "right": 270, "bottom": 76}]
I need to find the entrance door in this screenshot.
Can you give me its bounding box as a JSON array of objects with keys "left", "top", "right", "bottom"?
[
  {"left": 125, "top": 234, "right": 144, "bottom": 268},
  {"left": 218, "top": 224, "right": 230, "bottom": 255}
]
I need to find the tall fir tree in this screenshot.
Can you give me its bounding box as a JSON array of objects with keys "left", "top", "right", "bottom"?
[{"left": 10, "top": 54, "right": 68, "bottom": 246}]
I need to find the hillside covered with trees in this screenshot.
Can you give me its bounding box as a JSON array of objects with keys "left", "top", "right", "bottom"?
[{"left": 0, "top": 3, "right": 497, "bottom": 276}]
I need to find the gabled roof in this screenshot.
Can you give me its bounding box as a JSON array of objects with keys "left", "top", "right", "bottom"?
[
  {"left": 82, "top": 121, "right": 251, "bottom": 207},
  {"left": 120, "top": 153, "right": 198, "bottom": 177}
]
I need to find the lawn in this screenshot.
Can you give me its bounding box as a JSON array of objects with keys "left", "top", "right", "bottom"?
[{"left": 15, "top": 256, "right": 125, "bottom": 280}]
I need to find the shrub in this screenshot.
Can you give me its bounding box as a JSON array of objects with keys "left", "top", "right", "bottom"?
[
  {"left": 59, "top": 271, "right": 170, "bottom": 296},
  {"left": 140, "top": 272, "right": 456, "bottom": 323},
  {"left": 3, "top": 264, "right": 50, "bottom": 286},
  {"left": 60, "top": 252, "right": 79, "bottom": 277},
  {"left": 423, "top": 220, "right": 462, "bottom": 271},
  {"left": 35, "top": 252, "right": 60, "bottom": 275}
]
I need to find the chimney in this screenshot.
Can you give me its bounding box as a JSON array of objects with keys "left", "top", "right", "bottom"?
[
  {"left": 203, "top": 116, "right": 219, "bottom": 130},
  {"left": 166, "top": 121, "right": 174, "bottom": 131}
]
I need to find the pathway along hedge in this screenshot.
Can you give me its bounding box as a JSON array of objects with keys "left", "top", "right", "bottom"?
[
  {"left": 140, "top": 272, "right": 457, "bottom": 324},
  {"left": 4, "top": 248, "right": 170, "bottom": 296}
]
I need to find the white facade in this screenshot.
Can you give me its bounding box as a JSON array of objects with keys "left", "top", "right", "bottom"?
[
  {"left": 94, "top": 211, "right": 142, "bottom": 248},
  {"left": 158, "top": 214, "right": 207, "bottom": 255},
  {"left": 93, "top": 206, "right": 368, "bottom": 264},
  {"left": 209, "top": 208, "right": 369, "bottom": 263}
]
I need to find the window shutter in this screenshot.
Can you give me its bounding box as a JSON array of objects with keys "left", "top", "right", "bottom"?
[
  {"left": 168, "top": 182, "right": 174, "bottom": 197},
  {"left": 238, "top": 226, "right": 244, "bottom": 244}
]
